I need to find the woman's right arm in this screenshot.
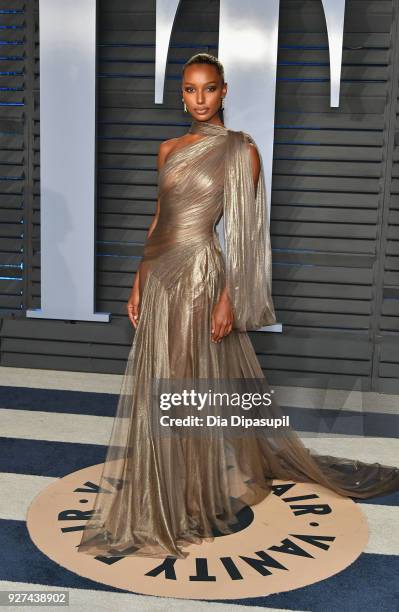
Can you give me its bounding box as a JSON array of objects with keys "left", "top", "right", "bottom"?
[
  {"left": 132, "top": 194, "right": 161, "bottom": 286},
  {"left": 126, "top": 141, "right": 169, "bottom": 328}
]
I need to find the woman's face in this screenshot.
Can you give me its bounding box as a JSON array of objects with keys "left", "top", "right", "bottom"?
[{"left": 182, "top": 64, "right": 227, "bottom": 121}]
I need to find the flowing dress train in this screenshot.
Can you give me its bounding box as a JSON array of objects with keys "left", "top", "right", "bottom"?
[{"left": 77, "top": 119, "right": 399, "bottom": 560}]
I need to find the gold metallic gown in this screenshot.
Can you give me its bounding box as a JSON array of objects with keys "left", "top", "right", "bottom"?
[{"left": 77, "top": 119, "right": 399, "bottom": 559}]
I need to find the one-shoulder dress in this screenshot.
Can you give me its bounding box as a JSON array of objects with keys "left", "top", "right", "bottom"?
[{"left": 77, "top": 119, "right": 399, "bottom": 559}]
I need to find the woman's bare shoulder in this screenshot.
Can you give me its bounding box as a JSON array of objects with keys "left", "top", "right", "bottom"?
[
  {"left": 159, "top": 133, "right": 197, "bottom": 162},
  {"left": 158, "top": 137, "right": 178, "bottom": 164},
  {"left": 157, "top": 137, "right": 183, "bottom": 169}
]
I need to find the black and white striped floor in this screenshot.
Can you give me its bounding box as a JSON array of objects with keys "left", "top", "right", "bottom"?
[{"left": 0, "top": 366, "right": 397, "bottom": 611}]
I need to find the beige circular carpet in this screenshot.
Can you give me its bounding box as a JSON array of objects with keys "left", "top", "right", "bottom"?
[{"left": 26, "top": 463, "right": 369, "bottom": 599}]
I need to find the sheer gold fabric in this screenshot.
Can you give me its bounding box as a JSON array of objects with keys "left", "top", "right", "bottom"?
[{"left": 77, "top": 119, "right": 399, "bottom": 560}]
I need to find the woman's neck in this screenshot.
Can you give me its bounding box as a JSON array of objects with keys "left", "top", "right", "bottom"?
[{"left": 189, "top": 118, "right": 228, "bottom": 135}]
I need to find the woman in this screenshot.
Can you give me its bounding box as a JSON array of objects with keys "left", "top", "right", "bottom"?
[{"left": 77, "top": 53, "right": 399, "bottom": 560}]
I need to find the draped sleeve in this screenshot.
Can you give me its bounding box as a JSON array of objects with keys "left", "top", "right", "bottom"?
[{"left": 222, "top": 130, "right": 277, "bottom": 331}]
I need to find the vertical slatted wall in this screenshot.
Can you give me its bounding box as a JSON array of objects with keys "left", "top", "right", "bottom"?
[
  {"left": 260, "top": 0, "right": 399, "bottom": 392},
  {"left": 376, "top": 25, "right": 399, "bottom": 392},
  {"left": 0, "top": 1, "right": 30, "bottom": 318},
  {"left": 0, "top": 0, "right": 398, "bottom": 392}
]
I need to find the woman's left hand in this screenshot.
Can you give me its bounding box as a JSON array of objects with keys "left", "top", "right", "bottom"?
[{"left": 211, "top": 294, "right": 234, "bottom": 342}]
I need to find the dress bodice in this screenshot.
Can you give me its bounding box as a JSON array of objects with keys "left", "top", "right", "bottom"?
[
  {"left": 143, "top": 120, "right": 229, "bottom": 261},
  {"left": 141, "top": 118, "right": 277, "bottom": 331}
]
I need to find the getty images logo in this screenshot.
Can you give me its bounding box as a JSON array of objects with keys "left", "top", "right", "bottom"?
[{"left": 27, "top": 0, "right": 345, "bottom": 323}]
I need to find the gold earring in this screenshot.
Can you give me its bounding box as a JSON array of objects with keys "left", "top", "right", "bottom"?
[
  {"left": 181, "top": 97, "right": 187, "bottom": 113},
  {"left": 220, "top": 97, "right": 225, "bottom": 111}
]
